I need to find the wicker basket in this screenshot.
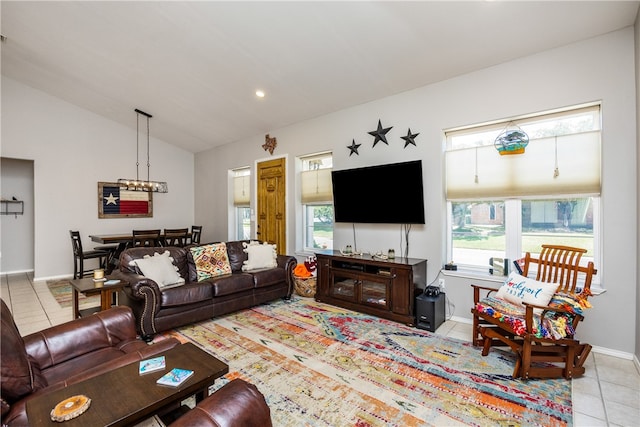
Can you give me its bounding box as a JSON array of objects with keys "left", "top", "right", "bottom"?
[{"left": 294, "top": 276, "right": 317, "bottom": 298}]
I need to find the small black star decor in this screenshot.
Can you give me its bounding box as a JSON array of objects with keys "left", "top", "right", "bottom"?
[
  {"left": 401, "top": 128, "right": 419, "bottom": 148},
  {"left": 368, "top": 119, "right": 393, "bottom": 147},
  {"left": 347, "top": 139, "right": 361, "bottom": 156}
]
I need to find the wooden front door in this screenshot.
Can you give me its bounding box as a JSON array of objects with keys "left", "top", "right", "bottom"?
[{"left": 257, "top": 157, "right": 286, "bottom": 254}]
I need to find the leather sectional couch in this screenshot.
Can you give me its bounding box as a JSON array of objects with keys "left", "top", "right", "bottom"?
[
  {"left": 0, "top": 299, "right": 180, "bottom": 426},
  {"left": 1, "top": 300, "right": 274, "bottom": 426},
  {"left": 113, "top": 240, "right": 297, "bottom": 339}
]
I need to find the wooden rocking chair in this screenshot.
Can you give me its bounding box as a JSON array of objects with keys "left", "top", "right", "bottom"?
[{"left": 471, "top": 244, "right": 596, "bottom": 379}]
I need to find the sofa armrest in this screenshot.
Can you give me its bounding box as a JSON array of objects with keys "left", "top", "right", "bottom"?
[
  {"left": 277, "top": 255, "right": 297, "bottom": 297},
  {"left": 23, "top": 306, "right": 138, "bottom": 371},
  {"left": 169, "top": 379, "right": 272, "bottom": 427}
]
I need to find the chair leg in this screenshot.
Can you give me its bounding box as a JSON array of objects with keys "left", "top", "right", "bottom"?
[
  {"left": 482, "top": 334, "right": 492, "bottom": 356},
  {"left": 73, "top": 257, "right": 78, "bottom": 280},
  {"left": 575, "top": 343, "right": 592, "bottom": 369}
]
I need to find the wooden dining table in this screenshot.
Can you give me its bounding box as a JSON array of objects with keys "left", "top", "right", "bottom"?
[{"left": 90, "top": 232, "right": 192, "bottom": 272}]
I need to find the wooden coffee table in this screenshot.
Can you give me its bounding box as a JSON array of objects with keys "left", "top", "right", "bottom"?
[
  {"left": 26, "top": 342, "right": 229, "bottom": 427},
  {"left": 69, "top": 277, "right": 128, "bottom": 318}
]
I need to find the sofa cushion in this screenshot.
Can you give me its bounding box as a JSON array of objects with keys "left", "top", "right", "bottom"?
[
  {"left": 242, "top": 241, "right": 277, "bottom": 272},
  {"left": 496, "top": 272, "right": 558, "bottom": 313},
  {"left": 1, "top": 300, "right": 47, "bottom": 405},
  {"left": 251, "top": 268, "right": 287, "bottom": 289},
  {"left": 131, "top": 251, "right": 185, "bottom": 289},
  {"left": 210, "top": 273, "right": 255, "bottom": 297},
  {"left": 190, "top": 243, "right": 232, "bottom": 281},
  {"left": 161, "top": 283, "right": 214, "bottom": 307}
]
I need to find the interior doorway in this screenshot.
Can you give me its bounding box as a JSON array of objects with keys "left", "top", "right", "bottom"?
[
  {"left": 1, "top": 157, "right": 35, "bottom": 274},
  {"left": 256, "top": 157, "right": 286, "bottom": 254}
]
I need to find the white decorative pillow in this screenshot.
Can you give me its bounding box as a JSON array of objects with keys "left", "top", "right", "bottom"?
[
  {"left": 496, "top": 272, "right": 558, "bottom": 313},
  {"left": 131, "top": 251, "right": 185, "bottom": 289},
  {"left": 242, "top": 242, "right": 277, "bottom": 271}
]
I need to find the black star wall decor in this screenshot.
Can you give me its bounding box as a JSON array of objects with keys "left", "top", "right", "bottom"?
[
  {"left": 401, "top": 128, "right": 420, "bottom": 148},
  {"left": 347, "top": 139, "right": 361, "bottom": 156},
  {"left": 368, "top": 120, "right": 393, "bottom": 147}
]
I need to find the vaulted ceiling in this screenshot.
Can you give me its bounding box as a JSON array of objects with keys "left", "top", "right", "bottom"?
[{"left": 2, "top": 1, "right": 638, "bottom": 153}]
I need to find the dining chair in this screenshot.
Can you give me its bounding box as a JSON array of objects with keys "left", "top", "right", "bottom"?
[
  {"left": 163, "top": 228, "right": 188, "bottom": 247},
  {"left": 132, "top": 229, "right": 162, "bottom": 247},
  {"left": 190, "top": 225, "right": 202, "bottom": 245},
  {"left": 69, "top": 230, "right": 110, "bottom": 279}
]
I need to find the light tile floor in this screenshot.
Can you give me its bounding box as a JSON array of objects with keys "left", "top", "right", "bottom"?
[{"left": 2, "top": 272, "right": 639, "bottom": 426}]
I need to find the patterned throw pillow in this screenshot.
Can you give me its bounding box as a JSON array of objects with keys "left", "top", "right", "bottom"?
[
  {"left": 190, "top": 243, "right": 232, "bottom": 281},
  {"left": 496, "top": 271, "right": 558, "bottom": 313}
]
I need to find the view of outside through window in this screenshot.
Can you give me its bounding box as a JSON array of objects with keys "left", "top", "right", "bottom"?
[
  {"left": 302, "top": 154, "right": 333, "bottom": 250},
  {"left": 237, "top": 206, "right": 251, "bottom": 240},
  {"left": 451, "top": 198, "right": 595, "bottom": 267},
  {"left": 305, "top": 204, "right": 333, "bottom": 249}
]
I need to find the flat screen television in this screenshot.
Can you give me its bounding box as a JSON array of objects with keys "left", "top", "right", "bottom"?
[{"left": 331, "top": 160, "right": 425, "bottom": 224}]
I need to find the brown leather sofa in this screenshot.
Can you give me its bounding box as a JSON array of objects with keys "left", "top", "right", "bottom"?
[
  {"left": 0, "top": 299, "right": 180, "bottom": 426},
  {"left": 169, "top": 379, "right": 272, "bottom": 427},
  {"left": 113, "top": 240, "right": 297, "bottom": 340}
]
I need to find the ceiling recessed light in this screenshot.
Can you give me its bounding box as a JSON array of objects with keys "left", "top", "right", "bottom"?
[{"left": 255, "top": 90, "right": 265, "bottom": 98}]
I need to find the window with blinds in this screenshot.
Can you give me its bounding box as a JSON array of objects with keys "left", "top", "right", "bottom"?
[
  {"left": 232, "top": 167, "right": 251, "bottom": 240},
  {"left": 443, "top": 104, "right": 601, "bottom": 276},
  {"left": 300, "top": 152, "right": 333, "bottom": 251}
]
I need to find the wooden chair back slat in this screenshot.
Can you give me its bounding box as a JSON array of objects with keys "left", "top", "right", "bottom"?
[{"left": 523, "top": 244, "right": 595, "bottom": 294}]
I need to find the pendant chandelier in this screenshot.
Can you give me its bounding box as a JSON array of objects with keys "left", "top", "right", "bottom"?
[{"left": 118, "top": 109, "right": 168, "bottom": 193}]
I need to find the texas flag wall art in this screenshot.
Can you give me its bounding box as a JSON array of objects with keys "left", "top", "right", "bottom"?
[{"left": 98, "top": 182, "right": 152, "bottom": 218}]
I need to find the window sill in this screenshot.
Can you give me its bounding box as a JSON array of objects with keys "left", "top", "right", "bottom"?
[{"left": 440, "top": 267, "right": 607, "bottom": 294}]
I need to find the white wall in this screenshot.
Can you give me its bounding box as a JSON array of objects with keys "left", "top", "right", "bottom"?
[
  {"left": 1, "top": 77, "right": 195, "bottom": 279},
  {"left": 195, "top": 28, "right": 638, "bottom": 354},
  {"left": 635, "top": 9, "right": 640, "bottom": 363},
  {"left": 1, "top": 158, "right": 34, "bottom": 272}
]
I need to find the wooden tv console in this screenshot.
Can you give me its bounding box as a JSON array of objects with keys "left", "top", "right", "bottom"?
[{"left": 315, "top": 251, "right": 427, "bottom": 325}]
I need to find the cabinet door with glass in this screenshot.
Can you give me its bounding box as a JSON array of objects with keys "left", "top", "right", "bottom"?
[
  {"left": 360, "top": 277, "right": 391, "bottom": 310},
  {"left": 329, "top": 270, "right": 358, "bottom": 302}
]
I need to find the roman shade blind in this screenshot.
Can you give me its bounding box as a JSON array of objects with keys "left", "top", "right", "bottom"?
[
  {"left": 301, "top": 168, "right": 333, "bottom": 203},
  {"left": 233, "top": 170, "right": 250, "bottom": 206},
  {"left": 445, "top": 105, "right": 601, "bottom": 200}
]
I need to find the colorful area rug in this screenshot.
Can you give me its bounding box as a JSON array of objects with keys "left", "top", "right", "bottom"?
[
  {"left": 160, "top": 297, "right": 572, "bottom": 427},
  {"left": 47, "top": 280, "right": 99, "bottom": 309}
]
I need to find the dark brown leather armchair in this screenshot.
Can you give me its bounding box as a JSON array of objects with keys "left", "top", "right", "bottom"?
[
  {"left": 1, "top": 299, "right": 180, "bottom": 426},
  {"left": 169, "top": 379, "right": 272, "bottom": 427}
]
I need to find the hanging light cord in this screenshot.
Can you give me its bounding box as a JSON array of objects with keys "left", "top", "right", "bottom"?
[
  {"left": 474, "top": 147, "right": 479, "bottom": 183},
  {"left": 135, "top": 112, "right": 140, "bottom": 182},
  {"left": 553, "top": 136, "right": 560, "bottom": 178},
  {"left": 146, "top": 114, "right": 151, "bottom": 182}
]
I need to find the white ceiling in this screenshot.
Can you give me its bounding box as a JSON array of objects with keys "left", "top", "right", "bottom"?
[{"left": 2, "top": 1, "right": 638, "bottom": 153}]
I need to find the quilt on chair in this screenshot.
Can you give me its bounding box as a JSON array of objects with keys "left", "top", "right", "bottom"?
[{"left": 475, "top": 291, "right": 592, "bottom": 340}]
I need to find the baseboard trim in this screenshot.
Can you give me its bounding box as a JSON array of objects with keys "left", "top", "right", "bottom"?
[
  {"left": 0, "top": 268, "right": 34, "bottom": 275},
  {"left": 33, "top": 274, "right": 73, "bottom": 282}
]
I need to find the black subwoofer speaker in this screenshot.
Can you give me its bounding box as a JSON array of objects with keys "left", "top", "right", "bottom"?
[{"left": 415, "top": 291, "right": 445, "bottom": 332}]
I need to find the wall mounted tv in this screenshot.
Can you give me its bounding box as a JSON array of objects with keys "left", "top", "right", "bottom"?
[{"left": 331, "top": 160, "right": 425, "bottom": 224}]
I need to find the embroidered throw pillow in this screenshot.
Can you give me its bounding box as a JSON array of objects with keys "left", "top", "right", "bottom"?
[
  {"left": 190, "top": 243, "right": 232, "bottom": 281},
  {"left": 242, "top": 242, "right": 277, "bottom": 271},
  {"left": 131, "top": 251, "right": 185, "bottom": 289},
  {"left": 496, "top": 271, "right": 558, "bottom": 313}
]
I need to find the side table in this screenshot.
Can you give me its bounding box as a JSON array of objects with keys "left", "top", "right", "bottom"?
[{"left": 69, "top": 277, "right": 128, "bottom": 318}]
